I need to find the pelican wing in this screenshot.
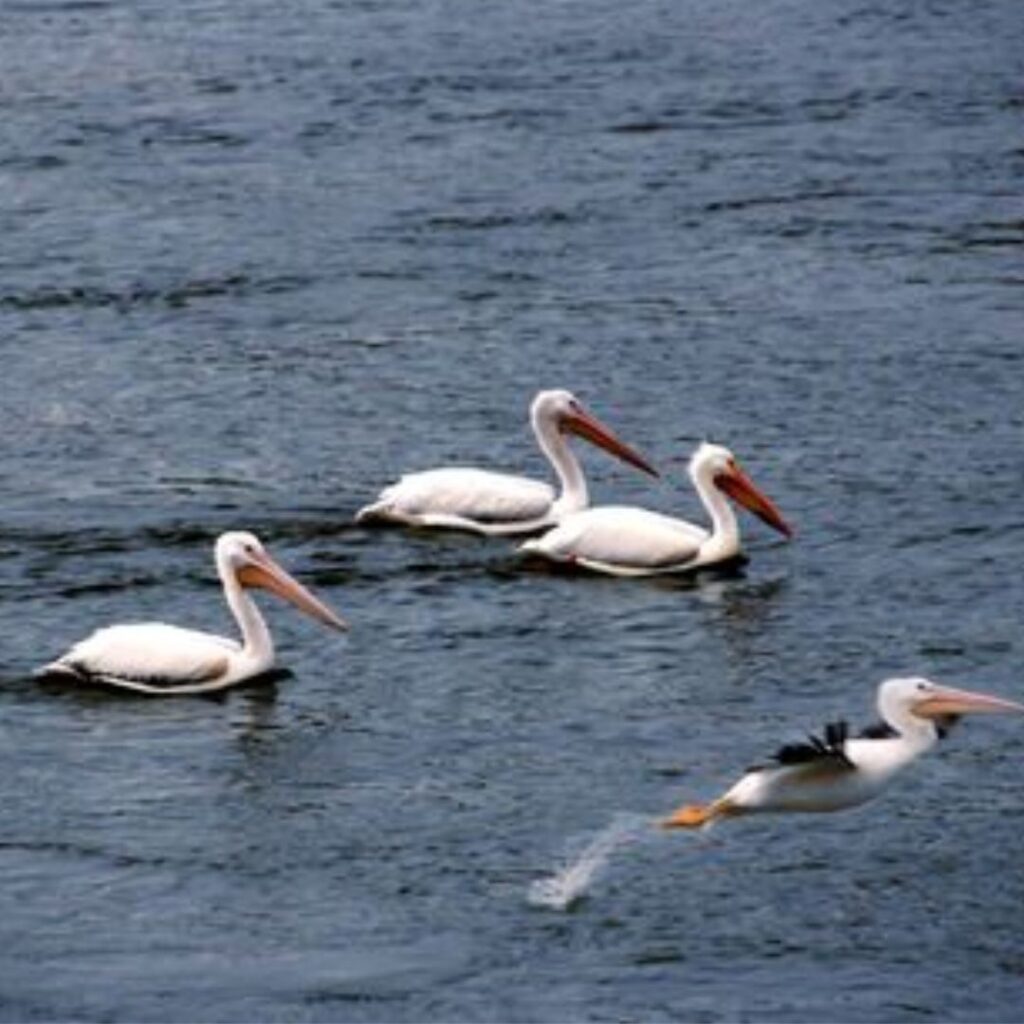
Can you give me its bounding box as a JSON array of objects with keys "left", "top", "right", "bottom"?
[
  {"left": 47, "top": 622, "right": 235, "bottom": 687},
  {"left": 857, "top": 721, "right": 899, "bottom": 739},
  {"left": 523, "top": 506, "right": 707, "bottom": 571},
  {"left": 758, "top": 720, "right": 855, "bottom": 771},
  {"left": 359, "top": 468, "right": 555, "bottom": 525}
]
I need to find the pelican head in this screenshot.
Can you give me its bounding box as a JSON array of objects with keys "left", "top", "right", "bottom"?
[
  {"left": 879, "top": 676, "right": 1024, "bottom": 736},
  {"left": 691, "top": 442, "right": 792, "bottom": 538},
  {"left": 216, "top": 531, "right": 348, "bottom": 631},
  {"left": 530, "top": 389, "right": 659, "bottom": 478}
]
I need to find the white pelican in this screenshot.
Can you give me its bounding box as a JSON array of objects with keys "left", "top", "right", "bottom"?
[
  {"left": 355, "top": 389, "right": 659, "bottom": 535},
  {"left": 519, "top": 441, "right": 791, "bottom": 576},
  {"left": 661, "top": 677, "right": 1024, "bottom": 828},
  {"left": 36, "top": 531, "right": 348, "bottom": 696}
]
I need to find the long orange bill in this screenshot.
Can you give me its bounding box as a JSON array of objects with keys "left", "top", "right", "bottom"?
[
  {"left": 913, "top": 684, "right": 1024, "bottom": 720},
  {"left": 564, "top": 406, "right": 660, "bottom": 478},
  {"left": 238, "top": 551, "right": 349, "bottom": 631},
  {"left": 716, "top": 464, "right": 793, "bottom": 538}
]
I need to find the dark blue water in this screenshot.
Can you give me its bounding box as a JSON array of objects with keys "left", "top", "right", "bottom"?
[{"left": 2, "top": 1, "right": 1023, "bottom": 1020}]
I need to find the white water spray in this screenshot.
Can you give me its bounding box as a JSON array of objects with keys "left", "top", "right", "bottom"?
[{"left": 528, "top": 812, "right": 654, "bottom": 911}]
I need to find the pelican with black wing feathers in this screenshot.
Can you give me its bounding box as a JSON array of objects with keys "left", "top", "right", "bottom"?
[
  {"left": 661, "top": 677, "right": 1024, "bottom": 828},
  {"left": 37, "top": 531, "right": 348, "bottom": 696},
  {"left": 520, "top": 441, "right": 791, "bottom": 576},
  {"left": 356, "top": 389, "right": 659, "bottom": 535}
]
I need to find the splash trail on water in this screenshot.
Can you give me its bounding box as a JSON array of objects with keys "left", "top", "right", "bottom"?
[{"left": 528, "top": 812, "right": 654, "bottom": 911}]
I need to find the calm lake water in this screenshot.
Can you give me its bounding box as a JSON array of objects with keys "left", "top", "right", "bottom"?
[{"left": 2, "top": 0, "right": 1023, "bottom": 1020}]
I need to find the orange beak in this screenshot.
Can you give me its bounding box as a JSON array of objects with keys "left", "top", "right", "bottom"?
[
  {"left": 563, "top": 405, "right": 659, "bottom": 478},
  {"left": 913, "top": 683, "right": 1024, "bottom": 720},
  {"left": 238, "top": 551, "right": 349, "bottom": 631},
  {"left": 715, "top": 463, "right": 792, "bottom": 538}
]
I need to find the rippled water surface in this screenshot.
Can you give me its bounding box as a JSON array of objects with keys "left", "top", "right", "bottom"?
[{"left": 2, "top": 1, "right": 1023, "bottom": 1020}]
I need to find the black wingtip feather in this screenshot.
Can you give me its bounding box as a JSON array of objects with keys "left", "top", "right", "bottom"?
[{"left": 770, "top": 719, "right": 854, "bottom": 768}]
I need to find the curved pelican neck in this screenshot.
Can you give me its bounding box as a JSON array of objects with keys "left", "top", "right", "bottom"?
[
  {"left": 219, "top": 558, "right": 274, "bottom": 665},
  {"left": 691, "top": 461, "right": 740, "bottom": 561},
  {"left": 533, "top": 411, "right": 587, "bottom": 514},
  {"left": 853, "top": 714, "right": 937, "bottom": 783},
  {"left": 880, "top": 701, "right": 942, "bottom": 751}
]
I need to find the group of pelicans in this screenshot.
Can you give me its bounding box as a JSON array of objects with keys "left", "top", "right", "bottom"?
[{"left": 37, "top": 389, "right": 1022, "bottom": 831}]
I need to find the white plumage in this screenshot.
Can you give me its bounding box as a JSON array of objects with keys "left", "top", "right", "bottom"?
[
  {"left": 521, "top": 442, "right": 791, "bottom": 576},
  {"left": 365, "top": 467, "right": 555, "bottom": 532},
  {"left": 37, "top": 531, "right": 347, "bottom": 696},
  {"left": 356, "top": 389, "right": 657, "bottom": 535},
  {"left": 52, "top": 623, "right": 237, "bottom": 691},
  {"left": 661, "top": 677, "right": 1024, "bottom": 829}
]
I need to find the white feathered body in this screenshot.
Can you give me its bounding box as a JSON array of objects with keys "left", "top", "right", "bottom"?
[
  {"left": 520, "top": 442, "right": 793, "bottom": 576},
  {"left": 665, "top": 677, "right": 1023, "bottom": 830},
  {"left": 357, "top": 467, "right": 557, "bottom": 534},
  {"left": 521, "top": 506, "right": 715, "bottom": 576},
  {"left": 723, "top": 737, "right": 922, "bottom": 814},
  {"left": 40, "top": 621, "right": 261, "bottom": 695},
  {"left": 36, "top": 530, "right": 348, "bottom": 697}
]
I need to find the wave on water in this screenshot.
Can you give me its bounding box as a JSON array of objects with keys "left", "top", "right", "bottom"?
[{"left": 528, "top": 812, "right": 654, "bottom": 911}]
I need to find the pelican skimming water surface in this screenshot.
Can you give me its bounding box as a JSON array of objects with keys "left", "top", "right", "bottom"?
[{"left": 661, "top": 677, "right": 1023, "bottom": 828}]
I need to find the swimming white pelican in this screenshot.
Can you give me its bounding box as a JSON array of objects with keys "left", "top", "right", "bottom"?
[
  {"left": 519, "top": 441, "right": 791, "bottom": 576},
  {"left": 36, "top": 531, "right": 348, "bottom": 696},
  {"left": 355, "top": 389, "right": 659, "bottom": 535},
  {"left": 661, "top": 677, "right": 1024, "bottom": 828}
]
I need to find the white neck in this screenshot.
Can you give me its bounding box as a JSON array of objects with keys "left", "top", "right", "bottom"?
[
  {"left": 888, "top": 707, "right": 941, "bottom": 751},
  {"left": 854, "top": 717, "right": 937, "bottom": 782},
  {"left": 220, "top": 561, "right": 275, "bottom": 670},
  {"left": 692, "top": 461, "right": 740, "bottom": 563},
  {"left": 534, "top": 412, "right": 588, "bottom": 515}
]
